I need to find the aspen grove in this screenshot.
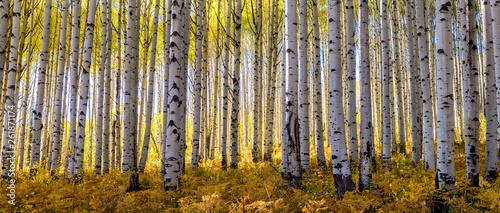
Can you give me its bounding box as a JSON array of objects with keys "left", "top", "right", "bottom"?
[{"left": 3, "top": 0, "right": 500, "bottom": 211}]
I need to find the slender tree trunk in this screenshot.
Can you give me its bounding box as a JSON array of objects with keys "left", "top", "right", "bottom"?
[
  {"left": 312, "top": 0, "right": 325, "bottom": 167},
  {"left": 381, "top": 0, "right": 391, "bottom": 168},
  {"left": 221, "top": 0, "right": 231, "bottom": 168},
  {"left": 30, "top": 0, "right": 53, "bottom": 176},
  {"left": 1, "top": 0, "right": 22, "bottom": 179},
  {"left": 284, "top": 0, "right": 302, "bottom": 188},
  {"left": 139, "top": 0, "right": 160, "bottom": 173},
  {"left": 190, "top": 0, "right": 204, "bottom": 171},
  {"left": 328, "top": 0, "right": 355, "bottom": 195},
  {"left": 358, "top": 0, "right": 372, "bottom": 192},
  {"left": 102, "top": 1, "right": 112, "bottom": 173},
  {"left": 50, "top": 0, "right": 70, "bottom": 175},
  {"left": 230, "top": 0, "right": 242, "bottom": 169},
  {"left": 161, "top": 0, "right": 172, "bottom": 174},
  {"left": 346, "top": 0, "right": 357, "bottom": 163},
  {"left": 0, "top": 0, "right": 9, "bottom": 98},
  {"left": 298, "top": 0, "right": 310, "bottom": 173},
  {"left": 484, "top": 0, "right": 497, "bottom": 178},
  {"left": 435, "top": 0, "right": 456, "bottom": 191},
  {"left": 164, "top": 0, "right": 187, "bottom": 190}
]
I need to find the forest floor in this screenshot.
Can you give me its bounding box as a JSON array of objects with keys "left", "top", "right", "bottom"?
[{"left": 2, "top": 140, "right": 500, "bottom": 212}]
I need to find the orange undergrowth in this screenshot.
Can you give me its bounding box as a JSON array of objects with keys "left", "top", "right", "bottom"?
[{"left": 2, "top": 130, "right": 500, "bottom": 212}]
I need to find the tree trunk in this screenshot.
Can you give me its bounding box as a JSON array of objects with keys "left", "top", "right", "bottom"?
[
  {"left": 381, "top": 0, "right": 391, "bottom": 168},
  {"left": 484, "top": 0, "right": 497, "bottom": 178},
  {"left": 346, "top": 0, "right": 357, "bottom": 163},
  {"left": 328, "top": 0, "right": 355, "bottom": 195},
  {"left": 1, "top": 0, "right": 22, "bottom": 180},
  {"left": 161, "top": 0, "right": 172, "bottom": 174},
  {"left": 139, "top": 0, "right": 160, "bottom": 173},
  {"left": 358, "top": 0, "right": 372, "bottom": 192},
  {"left": 312, "top": 0, "right": 325, "bottom": 167},
  {"left": 230, "top": 0, "right": 242, "bottom": 169},
  {"left": 30, "top": 0, "right": 53, "bottom": 176},
  {"left": 102, "top": 1, "right": 113, "bottom": 173},
  {"left": 298, "top": 0, "right": 310, "bottom": 173},
  {"left": 435, "top": 0, "right": 456, "bottom": 191},
  {"left": 221, "top": 0, "right": 231, "bottom": 169}
]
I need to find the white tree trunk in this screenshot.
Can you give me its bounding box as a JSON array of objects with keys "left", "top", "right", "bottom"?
[
  {"left": 252, "top": 0, "right": 263, "bottom": 162},
  {"left": 30, "top": 0, "right": 53, "bottom": 175},
  {"left": 102, "top": 1, "right": 113, "bottom": 173},
  {"left": 346, "top": 0, "right": 357, "bottom": 163},
  {"left": 1, "top": 0, "right": 22, "bottom": 179},
  {"left": 71, "top": 0, "right": 98, "bottom": 181},
  {"left": 462, "top": 0, "right": 480, "bottom": 187},
  {"left": 164, "top": 0, "right": 187, "bottom": 190},
  {"left": 190, "top": 0, "right": 204, "bottom": 171},
  {"left": 0, "top": 0, "right": 9, "bottom": 98},
  {"left": 435, "top": 0, "right": 456, "bottom": 191},
  {"left": 162, "top": 0, "right": 172, "bottom": 174},
  {"left": 50, "top": 0, "right": 70, "bottom": 175},
  {"left": 328, "top": 0, "right": 355, "bottom": 195},
  {"left": 230, "top": 0, "right": 242, "bottom": 169},
  {"left": 358, "top": 0, "right": 372, "bottom": 191},
  {"left": 298, "top": 0, "right": 310, "bottom": 173},
  {"left": 139, "top": 0, "right": 161, "bottom": 173},
  {"left": 221, "top": 0, "right": 231, "bottom": 168},
  {"left": 484, "top": 0, "right": 497, "bottom": 177},
  {"left": 312, "top": 0, "right": 325, "bottom": 167},
  {"left": 381, "top": 0, "right": 391, "bottom": 168},
  {"left": 284, "top": 0, "right": 302, "bottom": 188}
]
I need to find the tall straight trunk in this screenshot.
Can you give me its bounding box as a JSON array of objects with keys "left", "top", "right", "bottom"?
[
  {"left": 67, "top": 0, "right": 82, "bottom": 178},
  {"left": 346, "top": 0, "right": 357, "bottom": 163},
  {"left": 30, "top": 0, "right": 53, "bottom": 175},
  {"left": 190, "top": 0, "right": 204, "bottom": 170},
  {"left": 358, "top": 0, "right": 372, "bottom": 192},
  {"left": 230, "top": 0, "right": 242, "bottom": 169},
  {"left": 138, "top": 0, "right": 160, "bottom": 173},
  {"left": 416, "top": 0, "right": 435, "bottom": 171},
  {"left": 484, "top": 0, "right": 497, "bottom": 177},
  {"left": 393, "top": 0, "right": 406, "bottom": 153},
  {"left": 115, "top": 0, "right": 124, "bottom": 170},
  {"left": 71, "top": 0, "right": 97, "bottom": 181},
  {"left": 1, "top": 0, "right": 22, "bottom": 179},
  {"left": 284, "top": 0, "right": 302, "bottom": 188},
  {"left": 312, "top": 0, "right": 325, "bottom": 166},
  {"left": 252, "top": 0, "right": 263, "bottom": 163},
  {"left": 381, "top": 0, "right": 391, "bottom": 168},
  {"left": 95, "top": 0, "right": 110, "bottom": 174},
  {"left": 161, "top": 0, "right": 172, "bottom": 174},
  {"left": 221, "top": 0, "right": 231, "bottom": 168},
  {"left": 435, "top": 0, "right": 456, "bottom": 191},
  {"left": 164, "top": 0, "right": 187, "bottom": 190},
  {"left": 264, "top": 0, "right": 278, "bottom": 162},
  {"left": 18, "top": 0, "right": 36, "bottom": 171},
  {"left": 328, "top": 0, "right": 355, "bottom": 195},
  {"left": 50, "top": 0, "right": 70, "bottom": 175},
  {"left": 462, "top": 0, "right": 480, "bottom": 187},
  {"left": 406, "top": 0, "right": 422, "bottom": 164},
  {"left": 298, "top": 0, "right": 310, "bottom": 173},
  {"left": 102, "top": 1, "right": 112, "bottom": 173}
]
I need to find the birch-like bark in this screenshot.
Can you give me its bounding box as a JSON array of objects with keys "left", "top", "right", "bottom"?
[
  {"left": 190, "top": 0, "right": 204, "bottom": 170},
  {"left": 71, "top": 0, "right": 98, "bottom": 181},
  {"left": 50, "top": 0, "right": 70, "bottom": 175},
  {"left": 462, "top": 0, "right": 480, "bottom": 187},
  {"left": 164, "top": 0, "right": 186, "bottom": 190},
  {"left": 221, "top": 0, "right": 231, "bottom": 168},
  {"left": 30, "top": 0, "right": 53, "bottom": 175},
  {"left": 381, "top": 0, "right": 391, "bottom": 168},
  {"left": 393, "top": 0, "right": 406, "bottom": 154},
  {"left": 264, "top": 0, "right": 278, "bottom": 162},
  {"left": 102, "top": 1, "right": 113, "bottom": 173},
  {"left": 139, "top": 0, "right": 160, "bottom": 173},
  {"left": 0, "top": 0, "right": 9, "bottom": 98},
  {"left": 435, "top": 0, "right": 456, "bottom": 191},
  {"left": 358, "top": 0, "right": 372, "bottom": 191},
  {"left": 252, "top": 0, "right": 263, "bottom": 162},
  {"left": 298, "top": 0, "right": 310, "bottom": 173},
  {"left": 284, "top": 0, "right": 302, "bottom": 188},
  {"left": 416, "top": 0, "right": 435, "bottom": 171},
  {"left": 312, "top": 0, "right": 325, "bottom": 166},
  {"left": 1, "top": 0, "right": 22, "bottom": 179},
  {"left": 484, "top": 0, "right": 497, "bottom": 177},
  {"left": 328, "top": 0, "right": 355, "bottom": 195},
  {"left": 230, "top": 0, "right": 242, "bottom": 169},
  {"left": 67, "top": 0, "right": 82, "bottom": 178},
  {"left": 346, "top": 0, "right": 357, "bottom": 163},
  {"left": 162, "top": 0, "right": 172, "bottom": 174},
  {"left": 95, "top": 0, "right": 110, "bottom": 174}
]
